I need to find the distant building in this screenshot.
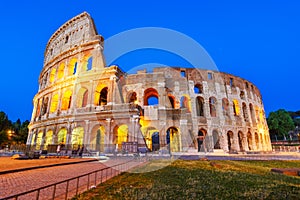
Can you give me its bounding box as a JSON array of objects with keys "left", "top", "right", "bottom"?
[{"left": 27, "top": 12, "right": 272, "bottom": 154}]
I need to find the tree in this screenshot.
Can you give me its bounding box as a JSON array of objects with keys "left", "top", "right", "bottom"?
[
  {"left": 0, "top": 130, "right": 8, "bottom": 147},
  {"left": 267, "top": 109, "right": 295, "bottom": 140}
]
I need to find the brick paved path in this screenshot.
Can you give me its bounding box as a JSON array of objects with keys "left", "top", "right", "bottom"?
[{"left": 0, "top": 157, "right": 144, "bottom": 200}]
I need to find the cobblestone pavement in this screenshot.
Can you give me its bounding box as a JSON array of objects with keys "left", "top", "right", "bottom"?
[{"left": 0, "top": 157, "right": 144, "bottom": 199}]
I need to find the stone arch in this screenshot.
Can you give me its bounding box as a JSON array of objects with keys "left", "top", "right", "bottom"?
[
  {"left": 36, "top": 131, "right": 44, "bottom": 150},
  {"left": 166, "top": 127, "right": 180, "bottom": 152},
  {"left": 71, "top": 127, "right": 84, "bottom": 149},
  {"left": 68, "top": 57, "right": 78, "bottom": 75},
  {"left": 255, "top": 132, "right": 260, "bottom": 150},
  {"left": 249, "top": 103, "right": 256, "bottom": 125},
  {"left": 90, "top": 125, "right": 105, "bottom": 152},
  {"left": 196, "top": 96, "right": 205, "bottom": 117},
  {"left": 49, "top": 68, "right": 56, "bottom": 83},
  {"left": 113, "top": 124, "right": 128, "bottom": 151},
  {"left": 76, "top": 87, "right": 88, "bottom": 108},
  {"left": 197, "top": 129, "right": 207, "bottom": 152},
  {"left": 57, "top": 128, "right": 67, "bottom": 145},
  {"left": 180, "top": 95, "right": 191, "bottom": 112},
  {"left": 94, "top": 83, "right": 108, "bottom": 105},
  {"left": 227, "top": 131, "right": 234, "bottom": 151},
  {"left": 57, "top": 63, "right": 65, "bottom": 80},
  {"left": 247, "top": 131, "right": 253, "bottom": 150},
  {"left": 209, "top": 96, "right": 217, "bottom": 117},
  {"left": 238, "top": 131, "right": 244, "bottom": 151},
  {"left": 61, "top": 90, "right": 72, "bottom": 110},
  {"left": 141, "top": 126, "right": 159, "bottom": 151},
  {"left": 44, "top": 130, "right": 53, "bottom": 149},
  {"left": 212, "top": 130, "right": 221, "bottom": 149},
  {"left": 144, "top": 88, "right": 159, "bottom": 106},
  {"left": 233, "top": 99, "right": 240, "bottom": 116},
  {"left": 242, "top": 102, "right": 248, "bottom": 122},
  {"left": 50, "top": 94, "right": 59, "bottom": 113}
]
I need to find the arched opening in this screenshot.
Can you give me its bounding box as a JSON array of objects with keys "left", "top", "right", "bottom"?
[
  {"left": 35, "top": 99, "right": 41, "bottom": 117},
  {"left": 197, "top": 129, "right": 206, "bottom": 152},
  {"left": 166, "top": 127, "right": 180, "bottom": 152},
  {"left": 227, "top": 131, "right": 233, "bottom": 151},
  {"left": 238, "top": 131, "right": 244, "bottom": 151},
  {"left": 247, "top": 132, "right": 252, "bottom": 150},
  {"left": 128, "top": 91, "right": 137, "bottom": 103},
  {"left": 213, "top": 130, "right": 220, "bottom": 149},
  {"left": 255, "top": 132, "right": 259, "bottom": 150},
  {"left": 194, "top": 83, "right": 203, "bottom": 94},
  {"left": 50, "top": 94, "right": 59, "bottom": 113},
  {"left": 61, "top": 90, "right": 72, "bottom": 110},
  {"left": 68, "top": 58, "right": 78, "bottom": 75},
  {"left": 41, "top": 97, "right": 49, "bottom": 116},
  {"left": 49, "top": 68, "right": 56, "bottom": 83},
  {"left": 242, "top": 102, "right": 248, "bottom": 122},
  {"left": 152, "top": 132, "right": 160, "bottom": 152},
  {"left": 36, "top": 131, "right": 43, "bottom": 150},
  {"left": 209, "top": 97, "right": 217, "bottom": 117},
  {"left": 76, "top": 88, "right": 88, "bottom": 108},
  {"left": 90, "top": 125, "right": 105, "bottom": 152},
  {"left": 144, "top": 88, "right": 159, "bottom": 106},
  {"left": 233, "top": 99, "right": 240, "bottom": 116},
  {"left": 222, "top": 98, "right": 230, "bottom": 117},
  {"left": 57, "top": 63, "right": 65, "bottom": 79},
  {"left": 44, "top": 130, "right": 53, "bottom": 150},
  {"left": 87, "top": 57, "right": 93, "bottom": 71},
  {"left": 180, "top": 95, "right": 191, "bottom": 112},
  {"left": 249, "top": 104, "right": 256, "bottom": 125},
  {"left": 57, "top": 128, "right": 67, "bottom": 145},
  {"left": 99, "top": 87, "right": 108, "bottom": 106},
  {"left": 196, "top": 97, "right": 204, "bottom": 117},
  {"left": 71, "top": 127, "right": 84, "bottom": 149},
  {"left": 114, "top": 125, "right": 128, "bottom": 151}
]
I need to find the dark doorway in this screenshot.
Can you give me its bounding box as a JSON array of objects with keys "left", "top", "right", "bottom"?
[{"left": 152, "top": 132, "right": 160, "bottom": 152}]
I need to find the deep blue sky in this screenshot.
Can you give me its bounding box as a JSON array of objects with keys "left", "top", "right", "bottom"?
[{"left": 0, "top": 0, "right": 299, "bottom": 121}]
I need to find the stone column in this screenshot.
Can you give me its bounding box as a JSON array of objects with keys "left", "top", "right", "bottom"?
[{"left": 105, "top": 118, "right": 112, "bottom": 153}]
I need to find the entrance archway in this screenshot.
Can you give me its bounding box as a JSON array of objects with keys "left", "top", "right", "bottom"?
[
  {"left": 197, "top": 129, "right": 206, "bottom": 152},
  {"left": 71, "top": 127, "right": 84, "bottom": 149},
  {"left": 166, "top": 127, "right": 180, "bottom": 152},
  {"left": 90, "top": 125, "right": 105, "bottom": 152},
  {"left": 238, "top": 131, "right": 244, "bottom": 151},
  {"left": 152, "top": 132, "right": 160, "bottom": 152},
  {"left": 213, "top": 130, "right": 221, "bottom": 149},
  {"left": 227, "top": 131, "right": 233, "bottom": 151}
]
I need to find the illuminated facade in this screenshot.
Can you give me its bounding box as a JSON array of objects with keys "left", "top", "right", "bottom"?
[{"left": 27, "top": 12, "right": 272, "bottom": 154}]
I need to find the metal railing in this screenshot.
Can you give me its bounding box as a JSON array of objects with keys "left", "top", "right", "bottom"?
[{"left": 3, "top": 159, "right": 137, "bottom": 200}]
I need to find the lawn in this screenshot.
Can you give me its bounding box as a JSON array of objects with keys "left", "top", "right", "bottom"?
[{"left": 72, "top": 159, "right": 300, "bottom": 200}]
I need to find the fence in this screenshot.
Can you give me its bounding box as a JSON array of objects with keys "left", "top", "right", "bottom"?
[{"left": 3, "top": 159, "right": 138, "bottom": 200}]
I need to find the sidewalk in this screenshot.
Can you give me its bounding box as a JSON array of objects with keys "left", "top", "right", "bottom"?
[{"left": 0, "top": 157, "right": 97, "bottom": 174}]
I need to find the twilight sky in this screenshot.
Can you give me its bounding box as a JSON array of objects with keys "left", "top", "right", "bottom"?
[{"left": 0, "top": 0, "right": 299, "bottom": 121}]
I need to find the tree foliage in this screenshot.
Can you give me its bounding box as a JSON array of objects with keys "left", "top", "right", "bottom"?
[
  {"left": 0, "top": 111, "right": 29, "bottom": 147},
  {"left": 267, "top": 109, "right": 295, "bottom": 139}
]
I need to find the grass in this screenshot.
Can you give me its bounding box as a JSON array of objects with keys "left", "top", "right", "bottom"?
[{"left": 72, "top": 160, "right": 300, "bottom": 200}]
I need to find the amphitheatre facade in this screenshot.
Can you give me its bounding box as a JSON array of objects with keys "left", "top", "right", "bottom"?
[{"left": 27, "top": 12, "right": 272, "bottom": 154}]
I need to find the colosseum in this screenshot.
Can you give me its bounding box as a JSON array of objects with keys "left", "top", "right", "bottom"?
[{"left": 27, "top": 12, "right": 272, "bottom": 155}]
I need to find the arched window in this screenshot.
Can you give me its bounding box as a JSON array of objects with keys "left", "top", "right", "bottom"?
[
  {"left": 35, "top": 99, "right": 41, "bottom": 118},
  {"left": 87, "top": 57, "right": 93, "bottom": 71},
  {"left": 50, "top": 94, "right": 59, "bottom": 113},
  {"left": 68, "top": 58, "right": 78, "bottom": 75},
  {"left": 240, "top": 91, "right": 245, "bottom": 99},
  {"left": 196, "top": 96, "right": 204, "bottom": 116},
  {"left": 180, "top": 96, "right": 191, "bottom": 112},
  {"left": 41, "top": 97, "right": 49, "bottom": 115},
  {"left": 194, "top": 84, "right": 203, "bottom": 94},
  {"left": 242, "top": 102, "right": 248, "bottom": 122},
  {"left": 61, "top": 90, "right": 72, "bottom": 110},
  {"left": 209, "top": 97, "right": 217, "bottom": 117},
  {"left": 49, "top": 68, "right": 56, "bottom": 83},
  {"left": 222, "top": 98, "right": 230, "bottom": 117},
  {"left": 99, "top": 87, "right": 108, "bottom": 105},
  {"left": 249, "top": 104, "right": 256, "bottom": 125},
  {"left": 144, "top": 88, "right": 159, "bottom": 106},
  {"left": 233, "top": 99, "right": 240, "bottom": 116},
  {"left": 76, "top": 88, "right": 88, "bottom": 108},
  {"left": 57, "top": 63, "right": 65, "bottom": 79}
]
